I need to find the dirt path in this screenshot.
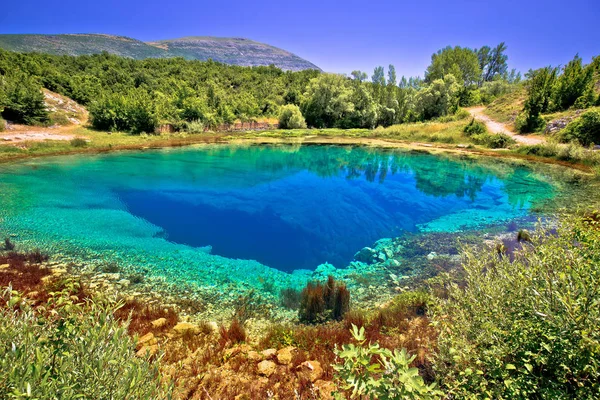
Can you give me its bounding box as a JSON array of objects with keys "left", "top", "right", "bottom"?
[{"left": 467, "top": 106, "right": 545, "bottom": 145}]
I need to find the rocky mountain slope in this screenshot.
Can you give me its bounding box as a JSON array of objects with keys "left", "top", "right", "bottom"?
[{"left": 0, "top": 34, "right": 320, "bottom": 71}]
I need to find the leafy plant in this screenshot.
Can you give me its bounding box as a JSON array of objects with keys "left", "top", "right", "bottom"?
[
  {"left": 334, "top": 325, "right": 441, "bottom": 399},
  {"left": 70, "top": 138, "right": 88, "bottom": 147},
  {"left": 433, "top": 214, "right": 600, "bottom": 398},
  {"left": 463, "top": 118, "right": 487, "bottom": 135},
  {"left": 278, "top": 104, "right": 307, "bottom": 129},
  {"left": 558, "top": 109, "right": 600, "bottom": 146},
  {"left": 0, "top": 286, "right": 171, "bottom": 399}
]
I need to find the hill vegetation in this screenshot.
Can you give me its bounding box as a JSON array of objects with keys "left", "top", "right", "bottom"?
[{"left": 0, "top": 34, "right": 320, "bottom": 71}]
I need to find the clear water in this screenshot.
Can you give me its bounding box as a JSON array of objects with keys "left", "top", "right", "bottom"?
[{"left": 0, "top": 145, "right": 556, "bottom": 292}]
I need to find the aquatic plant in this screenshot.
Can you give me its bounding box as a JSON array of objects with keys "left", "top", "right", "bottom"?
[
  {"left": 298, "top": 276, "right": 350, "bottom": 324},
  {"left": 219, "top": 318, "right": 247, "bottom": 346},
  {"left": 3, "top": 237, "right": 15, "bottom": 251},
  {"left": 280, "top": 287, "right": 301, "bottom": 310}
]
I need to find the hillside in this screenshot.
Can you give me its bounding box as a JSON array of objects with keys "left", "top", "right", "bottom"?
[
  {"left": 0, "top": 34, "right": 320, "bottom": 71},
  {"left": 148, "top": 37, "right": 319, "bottom": 71}
]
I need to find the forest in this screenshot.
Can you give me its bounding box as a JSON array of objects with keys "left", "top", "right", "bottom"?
[{"left": 0, "top": 43, "right": 548, "bottom": 134}]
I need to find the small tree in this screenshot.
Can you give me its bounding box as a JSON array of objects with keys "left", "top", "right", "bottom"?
[{"left": 278, "top": 104, "right": 307, "bottom": 129}]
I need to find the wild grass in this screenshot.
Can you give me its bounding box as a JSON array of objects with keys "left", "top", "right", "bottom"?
[{"left": 483, "top": 86, "right": 526, "bottom": 127}]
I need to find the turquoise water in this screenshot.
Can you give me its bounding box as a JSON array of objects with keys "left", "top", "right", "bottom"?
[{"left": 0, "top": 145, "right": 556, "bottom": 298}]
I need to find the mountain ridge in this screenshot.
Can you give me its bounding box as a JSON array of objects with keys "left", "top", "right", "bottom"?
[{"left": 0, "top": 33, "right": 320, "bottom": 71}]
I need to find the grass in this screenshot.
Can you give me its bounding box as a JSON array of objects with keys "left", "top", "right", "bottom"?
[{"left": 483, "top": 85, "right": 526, "bottom": 128}]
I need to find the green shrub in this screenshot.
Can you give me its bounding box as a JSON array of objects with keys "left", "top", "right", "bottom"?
[
  {"left": 558, "top": 110, "right": 600, "bottom": 146},
  {"left": 184, "top": 119, "right": 204, "bottom": 134},
  {"left": 463, "top": 118, "right": 487, "bottom": 135},
  {"left": 0, "top": 117, "right": 5, "bottom": 132},
  {"left": 334, "top": 325, "right": 442, "bottom": 399},
  {"left": 434, "top": 214, "right": 600, "bottom": 398},
  {"left": 278, "top": 104, "right": 307, "bottom": 129},
  {"left": 70, "top": 138, "right": 88, "bottom": 147},
  {"left": 0, "top": 285, "right": 170, "bottom": 399}
]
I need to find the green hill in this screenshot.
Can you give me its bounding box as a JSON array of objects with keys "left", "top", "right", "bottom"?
[{"left": 0, "top": 34, "right": 320, "bottom": 71}]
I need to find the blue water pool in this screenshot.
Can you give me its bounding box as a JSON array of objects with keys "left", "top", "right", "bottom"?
[{"left": 0, "top": 144, "right": 556, "bottom": 293}]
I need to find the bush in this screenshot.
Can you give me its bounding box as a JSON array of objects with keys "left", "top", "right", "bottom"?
[
  {"left": 70, "top": 138, "right": 88, "bottom": 147},
  {"left": 0, "top": 287, "right": 170, "bottom": 399},
  {"left": 183, "top": 119, "right": 204, "bottom": 134},
  {"left": 334, "top": 325, "right": 442, "bottom": 399},
  {"left": 558, "top": 110, "right": 600, "bottom": 146},
  {"left": 278, "top": 104, "right": 307, "bottom": 129},
  {"left": 515, "top": 109, "right": 546, "bottom": 133},
  {"left": 299, "top": 276, "right": 350, "bottom": 324},
  {"left": 0, "top": 118, "right": 5, "bottom": 132},
  {"left": 434, "top": 214, "right": 600, "bottom": 398},
  {"left": 463, "top": 118, "right": 487, "bottom": 135}
]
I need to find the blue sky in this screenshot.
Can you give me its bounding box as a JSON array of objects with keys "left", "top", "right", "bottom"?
[{"left": 2, "top": 0, "right": 599, "bottom": 77}]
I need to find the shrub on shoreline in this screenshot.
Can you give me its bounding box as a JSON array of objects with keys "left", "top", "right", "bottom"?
[{"left": 433, "top": 213, "right": 600, "bottom": 398}]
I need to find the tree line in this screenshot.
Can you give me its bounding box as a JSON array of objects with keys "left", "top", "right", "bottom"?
[{"left": 0, "top": 43, "right": 566, "bottom": 134}]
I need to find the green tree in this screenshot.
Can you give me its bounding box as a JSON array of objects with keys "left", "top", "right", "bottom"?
[
  {"left": 516, "top": 66, "right": 558, "bottom": 132},
  {"left": 477, "top": 42, "right": 509, "bottom": 83},
  {"left": 278, "top": 104, "right": 307, "bottom": 129},
  {"left": 301, "top": 73, "right": 354, "bottom": 128},
  {"left": 387, "top": 64, "right": 397, "bottom": 86},
  {"left": 425, "top": 46, "right": 481, "bottom": 87},
  {"left": 0, "top": 72, "right": 49, "bottom": 124},
  {"left": 350, "top": 70, "right": 368, "bottom": 82},
  {"left": 416, "top": 74, "right": 461, "bottom": 120},
  {"left": 552, "top": 55, "right": 594, "bottom": 111}
]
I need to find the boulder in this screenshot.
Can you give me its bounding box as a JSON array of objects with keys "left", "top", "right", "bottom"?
[
  {"left": 136, "top": 344, "right": 158, "bottom": 358},
  {"left": 257, "top": 360, "right": 277, "bottom": 377},
  {"left": 298, "top": 360, "right": 323, "bottom": 382},
  {"left": 172, "top": 322, "right": 200, "bottom": 336},
  {"left": 151, "top": 318, "right": 168, "bottom": 329},
  {"left": 354, "top": 247, "right": 376, "bottom": 264},
  {"left": 261, "top": 348, "right": 277, "bottom": 358},
  {"left": 247, "top": 350, "right": 263, "bottom": 362},
  {"left": 136, "top": 332, "right": 157, "bottom": 350},
  {"left": 276, "top": 346, "right": 296, "bottom": 365}
]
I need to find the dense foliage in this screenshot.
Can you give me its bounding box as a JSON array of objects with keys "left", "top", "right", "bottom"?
[
  {"left": 517, "top": 55, "right": 600, "bottom": 133},
  {"left": 558, "top": 109, "right": 600, "bottom": 146},
  {"left": 0, "top": 285, "right": 169, "bottom": 399},
  {"left": 278, "top": 104, "right": 306, "bottom": 129},
  {"left": 434, "top": 214, "right": 600, "bottom": 399},
  {"left": 0, "top": 43, "right": 518, "bottom": 133}
]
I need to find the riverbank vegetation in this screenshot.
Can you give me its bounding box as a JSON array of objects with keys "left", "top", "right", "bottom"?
[{"left": 2, "top": 211, "right": 599, "bottom": 398}]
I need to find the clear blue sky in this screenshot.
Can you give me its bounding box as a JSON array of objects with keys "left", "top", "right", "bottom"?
[{"left": 2, "top": 0, "right": 599, "bottom": 77}]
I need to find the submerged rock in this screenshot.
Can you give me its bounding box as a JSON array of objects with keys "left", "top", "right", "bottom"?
[
  {"left": 354, "top": 247, "right": 376, "bottom": 264},
  {"left": 276, "top": 346, "right": 296, "bottom": 365}
]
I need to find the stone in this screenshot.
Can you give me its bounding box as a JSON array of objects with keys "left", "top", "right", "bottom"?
[
  {"left": 261, "top": 348, "right": 277, "bottom": 358},
  {"left": 354, "top": 247, "right": 376, "bottom": 264},
  {"left": 136, "top": 344, "right": 158, "bottom": 358},
  {"left": 117, "top": 279, "right": 130, "bottom": 287},
  {"left": 257, "top": 360, "right": 277, "bottom": 377},
  {"left": 298, "top": 360, "right": 323, "bottom": 382},
  {"left": 314, "top": 380, "right": 336, "bottom": 400},
  {"left": 151, "top": 318, "right": 167, "bottom": 329},
  {"left": 247, "top": 350, "right": 263, "bottom": 362},
  {"left": 136, "top": 332, "right": 157, "bottom": 350},
  {"left": 426, "top": 252, "right": 437, "bottom": 260},
  {"left": 207, "top": 321, "right": 219, "bottom": 332},
  {"left": 276, "top": 346, "right": 296, "bottom": 365},
  {"left": 0, "top": 264, "right": 9, "bottom": 270},
  {"left": 172, "top": 322, "right": 200, "bottom": 336}
]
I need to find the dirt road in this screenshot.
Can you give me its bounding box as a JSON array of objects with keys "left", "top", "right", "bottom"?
[{"left": 467, "top": 106, "right": 544, "bottom": 145}]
